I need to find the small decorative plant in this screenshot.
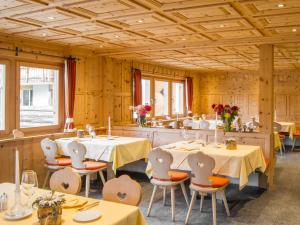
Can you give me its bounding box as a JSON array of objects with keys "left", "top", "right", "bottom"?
[
  {"left": 225, "top": 138, "right": 237, "bottom": 150},
  {"left": 129, "top": 104, "right": 152, "bottom": 127},
  {"left": 33, "top": 191, "right": 65, "bottom": 225},
  {"left": 212, "top": 104, "right": 239, "bottom": 132}
]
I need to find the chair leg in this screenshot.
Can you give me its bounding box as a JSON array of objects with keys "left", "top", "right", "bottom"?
[
  {"left": 292, "top": 138, "right": 296, "bottom": 151},
  {"left": 99, "top": 171, "right": 106, "bottom": 185},
  {"left": 200, "top": 195, "right": 204, "bottom": 213},
  {"left": 147, "top": 185, "right": 158, "bottom": 217},
  {"left": 43, "top": 170, "right": 51, "bottom": 188},
  {"left": 85, "top": 174, "right": 90, "bottom": 197},
  {"left": 221, "top": 190, "right": 230, "bottom": 217},
  {"left": 212, "top": 192, "right": 217, "bottom": 225},
  {"left": 180, "top": 182, "right": 189, "bottom": 207},
  {"left": 185, "top": 191, "right": 197, "bottom": 225},
  {"left": 280, "top": 144, "right": 283, "bottom": 156},
  {"left": 282, "top": 142, "right": 286, "bottom": 153},
  {"left": 163, "top": 186, "right": 167, "bottom": 206},
  {"left": 171, "top": 186, "right": 176, "bottom": 221}
]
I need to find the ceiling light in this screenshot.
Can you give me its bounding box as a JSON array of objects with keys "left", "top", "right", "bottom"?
[
  {"left": 47, "top": 16, "right": 55, "bottom": 20},
  {"left": 114, "top": 35, "right": 119, "bottom": 38},
  {"left": 292, "top": 28, "right": 297, "bottom": 32},
  {"left": 42, "top": 33, "right": 47, "bottom": 37},
  {"left": 219, "top": 24, "right": 225, "bottom": 28},
  {"left": 99, "top": 45, "right": 103, "bottom": 48},
  {"left": 277, "top": 3, "right": 284, "bottom": 8},
  {"left": 137, "top": 19, "right": 144, "bottom": 23},
  {"left": 181, "top": 37, "right": 186, "bottom": 41}
]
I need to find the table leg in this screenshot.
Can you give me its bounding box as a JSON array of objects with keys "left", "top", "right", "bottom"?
[{"left": 106, "top": 162, "right": 115, "bottom": 180}]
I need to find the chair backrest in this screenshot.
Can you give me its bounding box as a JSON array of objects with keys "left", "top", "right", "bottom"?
[
  {"left": 148, "top": 148, "right": 173, "bottom": 180},
  {"left": 102, "top": 175, "right": 142, "bottom": 206},
  {"left": 188, "top": 151, "right": 215, "bottom": 186},
  {"left": 273, "top": 122, "right": 282, "bottom": 132},
  {"left": 67, "top": 141, "right": 86, "bottom": 168},
  {"left": 12, "top": 129, "right": 24, "bottom": 139},
  {"left": 41, "top": 138, "right": 58, "bottom": 164},
  {"left": 49, "top": 167, "right": 82, "bottom": 194}
]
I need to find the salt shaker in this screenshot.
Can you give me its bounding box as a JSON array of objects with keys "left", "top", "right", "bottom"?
[{"left": 0, "top": 193, "right": 8, "bottom": 211}]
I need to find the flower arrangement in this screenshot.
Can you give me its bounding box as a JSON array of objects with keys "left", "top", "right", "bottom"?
[
  {"left": 33, "top": 191, "right": 65, "bottom": 225},
  {"left": 212, "top": 104, "right": 239, "bottom": 132},
  {"left": 129, "top": 104, "right": 152, "bottom": 127}
]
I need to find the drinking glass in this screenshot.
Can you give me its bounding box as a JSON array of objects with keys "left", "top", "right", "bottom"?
[{"left": 21, "top": 170, "right": 38, "bottom": 209}]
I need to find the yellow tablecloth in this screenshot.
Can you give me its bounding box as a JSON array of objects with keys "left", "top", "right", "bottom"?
[
  {"left": 274, "top": 132, "right": 281, "bottom": 150},
  {"left": 146, "top": 141, "right": 266, "bottom": 190},
  {"left": 56, "top": 136, "right": 152, "bottom": 173},
  {"left": 276, "top": 121, "right": 296, "bottom": 139},
  {"left": 0, "top": 183, "right": 147, "bottom": 225}
]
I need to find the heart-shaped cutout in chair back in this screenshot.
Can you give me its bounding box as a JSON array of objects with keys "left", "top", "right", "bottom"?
[
  {"left": 117, "top": 192, "right": 127, "bottom": 200},
  {"left": 61, "top": 182, "right": 70, "bottom": 189}
]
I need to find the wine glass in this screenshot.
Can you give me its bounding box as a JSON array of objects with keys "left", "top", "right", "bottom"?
[{"left": 21, "top": 170, "right": 38, "bottom": 209}]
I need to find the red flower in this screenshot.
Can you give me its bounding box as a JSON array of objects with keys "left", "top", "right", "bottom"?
[
  {"left": 144, "top": 105, "right": 152, "bottom": 112},
  {"left": 231, "top": 106, "right": 239, "bottom": 112},
  {"left": 212, "top": 104, "right": 216, "bottom": 109},
  {"left": 139, "top": 108, "right": 147, "bottom": 117},
  {"left": 213, "top": 104, "right": 224, "bottom": 115}
]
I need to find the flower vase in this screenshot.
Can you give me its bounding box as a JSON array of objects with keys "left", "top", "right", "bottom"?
[
  {"left": 224, "top": 118, "right": 232, "bottom": 132},
  {"left": 37, "top": 205, "right": 62, "bottom": 225}
]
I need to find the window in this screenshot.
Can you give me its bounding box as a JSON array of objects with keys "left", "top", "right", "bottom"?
[
  {"left": 141, "top": 79, "right": 151, "bottom": 105},
  {"left": 19, "top": 65, "right": 59, "bottom": 128},
  {"left": 155, "top": 80, "right": 169, "bottom": 116},
  {"left": 172, "top": 82, "right": 184, "bottom": 115},
  {"left": 0, "top": 64, "right": 5, "bottom": 130},
  {"left": 140, "top": 77, "right": 186, "bottom": 118}
]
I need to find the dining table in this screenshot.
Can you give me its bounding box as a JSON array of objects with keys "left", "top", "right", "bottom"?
[
  {"left": 276, "top": 121, "right": 296, "bottom": 139},
  {"left": 146, "top": 140, "right": 267, "bottom": 190},
  {"left": 0, "top": 183, "right": 147, "bottom": 225},
  {"left": 55, "top": 136, "right": 152, "bottom": 174}
]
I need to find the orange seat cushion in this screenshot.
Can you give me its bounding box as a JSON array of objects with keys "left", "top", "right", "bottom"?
[
  {"left": 74, "top": 161, "right": 107, "bottom": 170},
  {"left": 294, "top": 131, "right": 300, "bottom": 137},
  {"left": 168, "top": 171, "right": 189, "bottom": 181},
  {"left": 192, "top": 176, "right": 229, "bottom": 188},
  {"left": 153, "top": 171, "right": 189, "bottom": 182},
  {"left": 47, "top": 157, "right": 71, "bottom": 166}
]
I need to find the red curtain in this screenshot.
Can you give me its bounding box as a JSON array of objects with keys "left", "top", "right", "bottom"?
[
  {"left": 185, "top": 77, "right": 193, "bottom": 112},
  {"left": 64, "top": 58, "right": 76, "bottom": 131},
  {"left": 133, "top": 68, "right": 142, "bottom": 106}
]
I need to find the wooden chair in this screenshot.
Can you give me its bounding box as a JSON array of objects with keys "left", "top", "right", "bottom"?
[
  {"left": 49, "top": 167, "right": 82, "bottom": 194},
  {"left": 67, "top": 141, "right": 107, "bottom": 197},
  {"left": 185, "top": 152, "right": 230, "bottom": 225},
  {"left": 41, "top": 138, "right": 72, "bottom": 188},
  {"left": 147, "top": 148, "right": 190, "bottom": 221},
  {"left": 274, "top": 122, "right": 286, "bottom": 155},
  {"left": 103, "top": 175, "right": 142, "bottom": 206},
  {"left": 291, "top": 130, "right": 300, "bottom": 151}
]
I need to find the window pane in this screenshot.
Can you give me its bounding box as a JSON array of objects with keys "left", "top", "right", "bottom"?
[
  {"left": 20, "top": 66, "right": 59, "bottom": 128},
  {"left": 155, "top": 80, "right": 169, "bottom": 116},
  {"left": 0, "top": 64, "right": 5, "bottom": 130},
  {"left": 142, "top": 79, "right": 151, "bottom": 105},
  {"left": 172, "top": 82, "right": 184, "bottom": 114}
]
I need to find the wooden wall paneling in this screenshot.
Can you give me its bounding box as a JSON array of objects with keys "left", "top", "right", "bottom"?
[{"left": 275, "top": 94, "right": 288, "bottom": 121}]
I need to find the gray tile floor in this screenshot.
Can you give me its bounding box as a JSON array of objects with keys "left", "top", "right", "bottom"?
[{"left": 86, "top": 151, "right": 300, "bottom": 225}]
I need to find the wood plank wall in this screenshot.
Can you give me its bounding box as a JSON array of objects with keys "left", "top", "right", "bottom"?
[{"left": 197, "top": 70, "right": 300, "bottom": 128}]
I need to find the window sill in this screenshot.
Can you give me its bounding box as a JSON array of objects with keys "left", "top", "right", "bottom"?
[{"left": 0, "top": 127, "right": 106, "bottom": 144}]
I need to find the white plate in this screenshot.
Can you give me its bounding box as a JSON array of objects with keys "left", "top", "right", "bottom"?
[
  {"left": 4, "top": 208, "right": 32, "bottom": 220},
  {"left": 73, "top": 210, "right": 101, "bottom": 222}
]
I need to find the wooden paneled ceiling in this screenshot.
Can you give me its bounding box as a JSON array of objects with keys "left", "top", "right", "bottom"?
[{"left": 1, "top": 0, "right": 300, "bottom": 71}]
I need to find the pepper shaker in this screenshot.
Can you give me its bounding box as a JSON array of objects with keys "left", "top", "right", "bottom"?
[{"left": 0, "top": 193, "right": 8, "bottom": 211}]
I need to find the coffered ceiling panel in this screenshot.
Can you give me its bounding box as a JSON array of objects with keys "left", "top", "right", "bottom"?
[{"left": 0, "top": 0, "right": 299, "bottom": 71}]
